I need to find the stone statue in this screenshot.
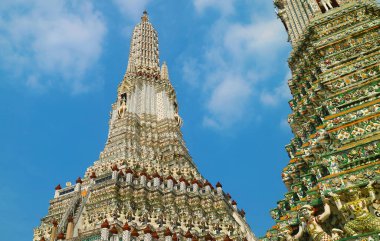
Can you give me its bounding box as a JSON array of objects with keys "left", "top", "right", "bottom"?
[
  {"left": 118, "top": 99, "right": 127, "bottom": 118},
  {"left": 174, "top": 112, "right": 183, "bottom": 127},
  {"left": 278, "top": 226, "right": 303, "bottom": 241},
  {"left": 320, "top": 0, "right": 333, "bottom": 12},
  {"left": 329, "top": 181, "right": 380, "bottom": 236},
  {"left": 280, "top": 197, "right": 333, "bottom": 241},
  {"left": 296, "top": 199, "right": 332, "bottom": 241}
]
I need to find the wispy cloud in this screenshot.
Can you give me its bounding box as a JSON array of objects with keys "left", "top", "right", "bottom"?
[
  {"left": 204, "top": 75, "right": 252, "bottom": 129},
  {"left": 110, "top": 0, "right": 152, "bottom": 48},
  {"left": 0, "top": 0, "right": 106, "bottom": 93},
  {"left": 186, "top": 1, "right": 289, "bottom": 130},
  {"left": 112, "top": 0, "right": 151, "bottom": 20},
  {"left": 193, "top": 0, "right": 236, "bottom": 15},
  {"left": 223, "top": 18, "right": 287, "bottom": 70},
  {"left": 182, "top": 58, "right": 201, "bottom": 88}
]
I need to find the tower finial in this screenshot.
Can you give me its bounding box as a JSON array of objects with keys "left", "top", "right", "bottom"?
[
  {"left": 142, "top": 10, "right": 149, "bottom": 22},
  {"left": 161, "top": 61, "right": 170, "bottom": 81}
]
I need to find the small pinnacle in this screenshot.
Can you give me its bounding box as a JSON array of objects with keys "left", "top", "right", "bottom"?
[
  {"left": 161, "top": 62, "right": 170, "bottom": 80},
  {"left": 142, "top": 10, "right": 149, "bottom": 21}
]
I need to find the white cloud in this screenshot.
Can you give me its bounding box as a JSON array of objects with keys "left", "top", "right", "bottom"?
[
  {"left": 26, "top": 75, "right": 46, "bottom": 92},
  {"left": 182, "top": 58, "right": 201, "bottom": 88},
  {"left": 193, "top": 0, "right": 236, "bottom": 15},
  {"left": 0, "top": 0, "right": 106, "bottom": 93},
  {"left": 223, "top": 18, "right": 287, "bottom": 67},
  {"left": 204, "top": 75, "right": 252, "bottom": 129},
  {"left": 112, "top": 0, "right": 151, "bottom": 20},
  {"left": 183, "top": 2, "right": 289, "bottom": 130}
]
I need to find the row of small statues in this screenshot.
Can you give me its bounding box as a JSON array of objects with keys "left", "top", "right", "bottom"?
[
  {"left": 279, "top": 181, "right": 380, "bottom": 241},
  {"left": 116, "top": 96, "right": 183, "bottom": 126},
  {"left": 319, "top": 0, "right": 335, "bottom": 12}
]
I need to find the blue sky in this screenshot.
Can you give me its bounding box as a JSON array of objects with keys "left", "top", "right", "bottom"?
[{"left": 0, "top": 0, "right": 292, "bottom": 240}]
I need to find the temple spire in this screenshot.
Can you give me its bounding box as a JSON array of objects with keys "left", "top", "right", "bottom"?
[
  {"left": 126, "top": 11, "right": 159, "bottom": 75},
  {"left": 34, "top": 10, "right": 257, "bottom": 241},
  {"left": 161, "top": 62, "right": 169, "bottom": 81}
]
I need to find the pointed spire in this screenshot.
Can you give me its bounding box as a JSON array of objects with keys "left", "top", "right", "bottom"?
[
  {"left": 172, "top": 233, "right": 178, "bottom": 241},
  {"left": 126, "top": 11, "right": 160, "bottom": 76},
  {"left": 142, "top": 10, "right": 149, "bottom": 22},
  {"left": 123, "top": 222, "right": 131, "bottom": 231},
  {"left": 224, "top": 235, "right": 233, "bottom": 241},
  {"left": 144, "top": 225, "right": 152, "bottom": 234},
  {"left": 90, "top": 172, "right": 97, "bottom": 179},
  {"left": 185, "top": 230, "right": 193, "bottom": 239},
  {"left": 110, "top": 225, "right": 118, "bottom": 234},
  {"left": 76, "top": 177, "right": 83, "bottom": 184},
  {"left": 112, "top": 164, "right": 119, "bottom": 171},
  {"left": 152, "top": 231, "right": 159, "bottom": 239},
  {"left": 205, "top": 233, "right": 213, "bottom": 241},
  {"left": 131, "top": 228, "right": 139, "bottom": 237},
  {"left": 57, "top": 232, "right": 65, "bottom": 241},
  {"left": 240, "top": 209, "right": 246, "bottom": 217},
  {"left": 164, "top": 228, "right": 173, "bottom": 237},
  {"left": 161, "top": 62, "right": 169, "bottom": 80},
  {"left": 101, "top": 219, "right": 110, "bottom": 229}
]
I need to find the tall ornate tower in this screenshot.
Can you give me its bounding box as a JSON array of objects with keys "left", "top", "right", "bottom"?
[
  {"left": 33, "top": 11, "right": 255, "bottom": 241},
  {"left": 265, "top": 0, "right": 380, "bottom": 241}
]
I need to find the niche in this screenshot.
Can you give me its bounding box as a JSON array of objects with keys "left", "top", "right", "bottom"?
[
  {"left": 120, "top": 93, "right": 127, "bottom": 104},
  {"left": 316, "top": 0, "right": 339, "bottom": 13}
]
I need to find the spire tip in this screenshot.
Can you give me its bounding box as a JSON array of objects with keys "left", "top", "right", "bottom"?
[{"left": 142, "top": 10, "right": 149, "bottom": 21}]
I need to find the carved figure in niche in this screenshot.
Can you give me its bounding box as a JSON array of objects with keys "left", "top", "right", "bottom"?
[
  {"left": 278, "top": 226, "right": 303, "bottom": 241},
  {"left": 296, "top": 198, "right": 332, "bottom": 241},
  {"left": 329, "top": 181, "right": 380, "bottom": 236},
  {"left": 118, "top": 94, "right": 127, "bottom": 118},
  {"left": 174, "top": 112, "right": 183, "bottom": 127}
]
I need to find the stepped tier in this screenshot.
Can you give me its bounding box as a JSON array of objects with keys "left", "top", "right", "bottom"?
[
  {"left": 265, "top": 1, "right": 380, "bottom": 241},
  {"left": 33, "top": 11, "right": 255, "bottom": 241}
]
